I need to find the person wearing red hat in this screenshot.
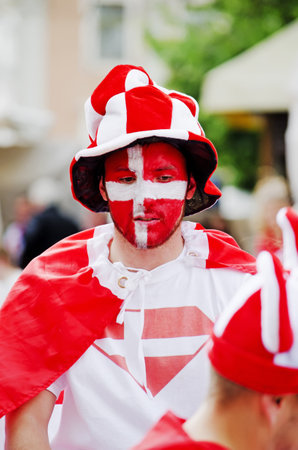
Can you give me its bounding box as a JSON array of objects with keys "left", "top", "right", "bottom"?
[
  {"left": 132, "top": 207, "right": 298, "bottom": 450},
  {"left": 3, "top": 65, "right": 255, "bottom": 450}
]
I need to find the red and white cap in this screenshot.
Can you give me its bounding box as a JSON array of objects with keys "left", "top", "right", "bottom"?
[
  {"left": 70, "top": 64, "right": 221, "bottom": 215},
  {"left": 209, "top": 206, "right": 298, "bottom": 395}
]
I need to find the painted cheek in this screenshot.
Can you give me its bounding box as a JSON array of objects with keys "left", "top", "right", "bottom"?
[
  {"left": 144, "top": 198, "right": 185, "bottom": 247},
  {"left": 109, "top": 200, "right": 137, "bottom": 246}
]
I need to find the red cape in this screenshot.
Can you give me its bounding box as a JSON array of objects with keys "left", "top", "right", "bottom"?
[{"left": 0, "top": 225, "right": 255, "bottom": 417}]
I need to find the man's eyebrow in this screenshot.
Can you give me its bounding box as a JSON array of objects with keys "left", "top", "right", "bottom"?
[
  {"left": 153, "top": 165, "right": 177, "bottom": 171},
  {"left": 114, "top": 167, "right": 135, "bottom": 172}
]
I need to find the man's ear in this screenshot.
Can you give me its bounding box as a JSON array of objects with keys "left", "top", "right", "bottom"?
[
  {"left": 99, "top": 178, "right": 108, "bottom": 201},
  {"left": 260, "top": 394, "right": 283, "bottom": 428},
  {"left": 186, "top": 174, "right": 196, "bottom": 200}
]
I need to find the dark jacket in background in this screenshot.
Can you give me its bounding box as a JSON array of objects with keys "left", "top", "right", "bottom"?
[{"left": 20, "top": 205, "right": 80, "bottom": 268}]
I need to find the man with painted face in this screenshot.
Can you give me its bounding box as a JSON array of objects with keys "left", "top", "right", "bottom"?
[{"left": 2, "top": 65, "right": 255, "bottom": 450}]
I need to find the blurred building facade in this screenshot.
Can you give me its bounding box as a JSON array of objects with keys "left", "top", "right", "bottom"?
[{"left": 0, "top": 0, "right": 176, "bottom": 230}]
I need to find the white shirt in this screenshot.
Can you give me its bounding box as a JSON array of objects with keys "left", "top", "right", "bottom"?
[{"left": 47, "top": 222, "right": 251, "bottom": 450}]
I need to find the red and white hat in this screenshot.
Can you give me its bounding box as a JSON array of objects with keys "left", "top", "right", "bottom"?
[
  {"left": 70, "top": 64, "right": 221, "bottom": 215},
  {"left": 208, "top": 206, "right": 298, "bottom": 395}
]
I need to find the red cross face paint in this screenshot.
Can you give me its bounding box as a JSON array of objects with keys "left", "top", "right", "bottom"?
[{"left": 104, "top": 142, "right": 189, "bottom": 248}]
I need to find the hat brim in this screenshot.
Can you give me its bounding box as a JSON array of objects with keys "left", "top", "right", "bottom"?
[{"left": 70, "top": 133, "right": 221, "bottom": 216}]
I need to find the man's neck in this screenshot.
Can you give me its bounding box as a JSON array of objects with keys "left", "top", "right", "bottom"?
[
  {"left": 109, "top": 226, "right": 184, "bottom": 270},
  {"left": 183, "top": 396, "right": 268, "bottom": 450}
]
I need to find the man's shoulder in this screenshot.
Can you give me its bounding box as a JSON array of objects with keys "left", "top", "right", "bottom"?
[
  {"left": 184, "top": 220, "right": 241, "bottom": 246},
  {"left": 40, "top": 223, "right": 112, "bottom": 262},
  {"left": 183, "top": 221, "right": 256, "bottom": 274},
  {"left": 13, "top": 223, "right": 113, "bottom": 286}
]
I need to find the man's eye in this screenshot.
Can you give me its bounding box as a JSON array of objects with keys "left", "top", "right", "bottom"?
[
  {"left": 156, "top": 175, "right": 173, "bottom": 182},
  {"left": 119, "top": 176, "right": 136, "bottom": 184}
]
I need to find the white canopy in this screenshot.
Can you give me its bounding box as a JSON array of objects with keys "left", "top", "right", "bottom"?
[{"left": 201, "top": 20, "right": 298, "bottom": 113}]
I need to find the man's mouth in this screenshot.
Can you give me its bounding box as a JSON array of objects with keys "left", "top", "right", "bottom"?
[{"left": 134, "top": 216, "right": 159, "bottom": 222}]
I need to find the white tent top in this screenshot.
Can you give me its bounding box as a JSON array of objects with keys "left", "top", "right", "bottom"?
[{"left": 201, "top": 20, "right": 298, "bottom": 113}]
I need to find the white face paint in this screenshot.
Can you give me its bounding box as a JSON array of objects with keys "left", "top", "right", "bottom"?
[{"left": 104, "top": 142, "right": 188, "bottom": 248}]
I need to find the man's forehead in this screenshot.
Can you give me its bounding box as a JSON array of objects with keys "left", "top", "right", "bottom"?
[{"left": 105, "top": 142, "right": 185, "bottom": 170}]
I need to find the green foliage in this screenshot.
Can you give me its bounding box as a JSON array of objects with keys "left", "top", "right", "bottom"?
[
  {"left": 218, "top": 128, "right": 260, "bottom": 190},
  {"left": 147, "top": 0, "right": 298, "bottom": 190},
  {"left": 199, "top": 112, "right": 260, "bottom": 190}
]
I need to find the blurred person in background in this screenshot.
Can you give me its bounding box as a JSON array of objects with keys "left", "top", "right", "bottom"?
[
  {"left": 2, "top": 195, "right": 33, "bottom": 266},
  {"left": 133, "top": 206, "right": 298, "bottom": 450},
  {"left": 19, "top": 176, "right": 80, "bottom": 269},
  {"left": 251, "top": 173, "right": 291, "bottom": 257},
  {"left": 2, "top": 65, "right": 256, "bottom": 450}
]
